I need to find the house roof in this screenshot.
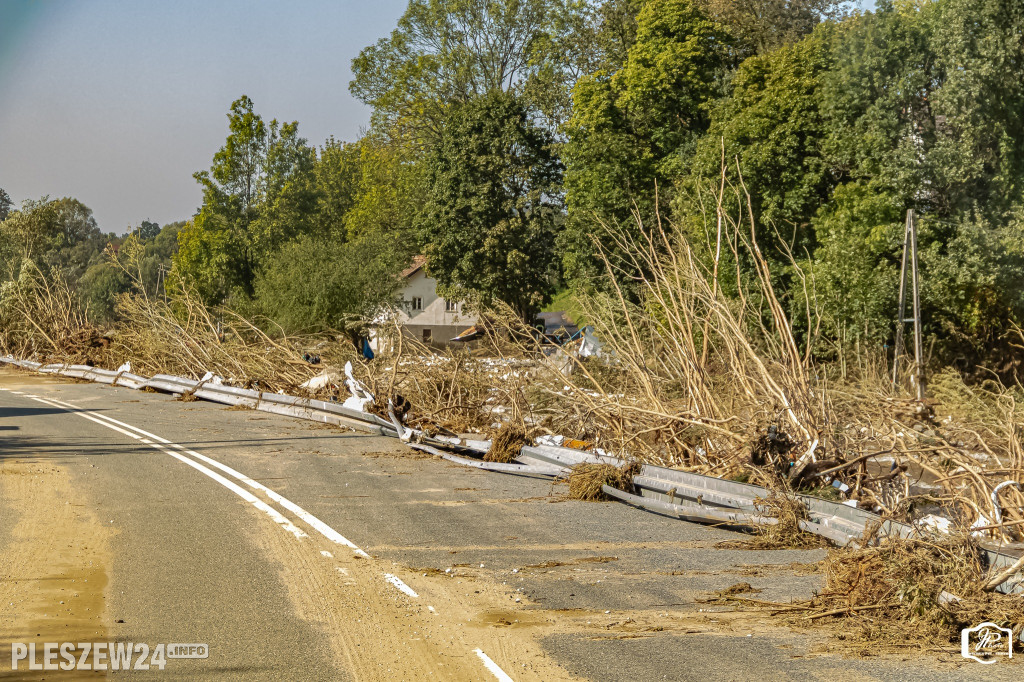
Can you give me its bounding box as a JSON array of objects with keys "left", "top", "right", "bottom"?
[{"left": 401, "top": 255, "right": 427, "bottom": 279}]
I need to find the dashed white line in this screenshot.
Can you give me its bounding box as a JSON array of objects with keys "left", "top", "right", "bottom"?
[
  {"left": 474, "top": 649, "right": 515, "bottom": 682},
  {"left": 383, "top": 573, "right": 419, "bottom": 598}
]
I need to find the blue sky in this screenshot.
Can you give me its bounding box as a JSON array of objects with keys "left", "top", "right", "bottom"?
[
  {"left": 0, "top": 0, "right": 408, "bottom": 231},
  {"left": 0, "top": 0, "right": 876, "bottom": 233}
]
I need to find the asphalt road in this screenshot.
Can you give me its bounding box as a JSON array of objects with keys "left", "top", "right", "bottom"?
[{"left": 0, "top": 367, "right": 1019, "bottom": 681}]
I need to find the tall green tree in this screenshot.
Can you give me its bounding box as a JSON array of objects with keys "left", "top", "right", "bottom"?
[
  {"left": 561, "top": 0, "right": 731, "bottom": 287},
  {"left": 419, "top": 91, "right": 562, "bottom": 318},
  {"left": 0, "top": 189, "right": 11, "bottom": 222},
  {"left": 176, "top": 96, "right": 317, "bottom": 301},
  {"left": 255, "top": 234, "right": 407, "bottom": 337},
  {"left": 351, "top": 0, "right": 595, "bottom": 138},
  {"left": 701, "top": 0, "right": 851, "bottom": 57},
  {"left": 0, "top": 196, "right": 105, "bottom": 283}
]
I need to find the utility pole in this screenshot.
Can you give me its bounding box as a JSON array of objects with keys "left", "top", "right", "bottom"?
[
  {"left": 893, "top": 209, "right": 925, "bottom": 401},
  {"left": 156, "top": 264, "right": 170, "bottom": 304}
]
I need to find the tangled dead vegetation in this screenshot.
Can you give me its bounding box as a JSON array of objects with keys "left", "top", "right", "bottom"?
[
  {"left": 486, "top": 423, "right": 528, "bottom": 463},
  {"left": 792, "top": 536, "right": 1024, "bottom": 650},
  {"left": 0, "top": 262, "right": 108, "bottom": 364},
  {"left": 567, "top": 462, "right": 641, "bottom": 501},
  {"left": 0, "top": 238, "right": 354, "bottom": 393},
  {"left": 717, "top": 493, "right": 826, "bottom": 550}
]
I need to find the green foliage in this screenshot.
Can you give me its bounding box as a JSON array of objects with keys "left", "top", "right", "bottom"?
[
  {"left": 701, "top": 0, "right": 852, "bottom": 57},
  {"left": 79, "top": 262, "right": 131, "bottom": 324},
  {"left": 254, "top": 234, "right": 406, "bottom": 335},
  {"left": 177, "top": 95, "right": 318, "bottom": 301},
  {"left": 812, "top": 181, "right": 903, "bottom": 343},
  {"left": 419, "top": 90, "right": 562, "bottom": 318},
  {"left": 561, "top": 0, "right": 731, "bottom": 287},
  {"left": 337, "top": 134, "right": 427, "bottom": 244},
  {"left": 350, "top": 0, "right": 584, "bottom": 136},
  {"left": 685, "top": 29, "right": 834, "bottom": 253},
  {"left": 0, "top": 196, "right": 107, "bottom": 284},
  {"left": 0, "top": 188, "right": 11, "bottom": 222}
]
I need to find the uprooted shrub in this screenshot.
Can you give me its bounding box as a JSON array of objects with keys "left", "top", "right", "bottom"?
[
  {"left": 803, "top": 537, "right": 1024, "bottom": 648},
  {"left": 0, "top": 260, "right": 104, "bottom": 362}
]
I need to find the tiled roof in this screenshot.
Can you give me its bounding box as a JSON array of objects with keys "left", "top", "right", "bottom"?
[{"left": 401, "top": 255, "right": 427, "bottom": 279}]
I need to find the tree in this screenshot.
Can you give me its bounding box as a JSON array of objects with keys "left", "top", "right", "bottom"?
[
  {"left": 418, "top": 91, "right": 562, "bottom": 318},
  {"left": 0, "top": 188, "right": 11, "bottom": 222},
  {"left": 351, "top": 0, "right": 588, "bottom": 137},
  {"left": 0, "top": 196, "right": 104, "bottom": 283},
  {"left": 176, "top": 96, "right": 317, "bottom": 301},
  {"left": 138, "top": 220, "right": 161, "bottom": 240},
  {"left": 701, "top": 0, "right": 852, "bottom": 57},
  {"left": 682, "top": 26, "right": 835, "bottom": 258},
  {"left": 79, "top": 261, "right": 131, "bottom": 324},
  {"left": 255, "top": 233, "right": 406, "bottom": 337},
  {"left": 561, "top": 0, "right": 731, "bottom": 287}
]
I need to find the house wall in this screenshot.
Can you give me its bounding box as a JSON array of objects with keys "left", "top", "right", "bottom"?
[{"left": 393, "top": 269, "right": 477, "bottom": 345}]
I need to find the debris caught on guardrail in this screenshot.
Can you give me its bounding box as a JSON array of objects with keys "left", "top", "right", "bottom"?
[
  {"left": 5, "top": 353, "right": 1024, "bottom": 606},
  {"left": 485, "top": 423, "right": 528, "bottom": 464},
  {"left": 567, "top": 462, "right": 640, "bottom": 501}
]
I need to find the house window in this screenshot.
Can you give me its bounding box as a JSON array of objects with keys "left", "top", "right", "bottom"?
[
  {"left": 445, "top": 299, "right": 459, "bottom": 312},
  {"left": 411, "top": 297, "right": 423, "bottom": 311},
  {"left": 422, "top": 328, "right": 432, "bottom": 343}
]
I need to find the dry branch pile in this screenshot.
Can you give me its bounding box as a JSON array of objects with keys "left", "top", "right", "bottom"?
[
  {"left": 795, "top": 537, "right": 1024, "bottom": 649},
  {"left": 0, "top": 262, "right": 106, "bottom": 363}
]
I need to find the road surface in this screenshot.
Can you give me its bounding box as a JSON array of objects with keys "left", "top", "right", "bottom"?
[{"left": 0, "top": 367, "right": 1016, "bottom": 680}]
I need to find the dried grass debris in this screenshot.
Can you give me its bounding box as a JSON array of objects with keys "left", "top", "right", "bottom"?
[
  {"left": 801, "top": 537, "right": 1024, "bottom": 647},
  {"left": 567, "top": 462, "right": 641, "bottom": 501},
  {"left": 486, "top": 423, "right": 527, "bottom": 463}
]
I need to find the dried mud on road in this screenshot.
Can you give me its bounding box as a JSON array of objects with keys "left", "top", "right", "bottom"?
[{"left": 0, "top": 457, "right": 112, "bottom": 679}]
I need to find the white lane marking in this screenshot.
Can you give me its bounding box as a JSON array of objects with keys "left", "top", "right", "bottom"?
[
  {"left": 27, "top": 395, "right": 308, "bottom": 540},
  {"left": 32, "top": 394, "right": 368, "bottom": 556},
  {"left": 383, "top": 573, "right": 419, "bottom": 598},
  {"left": 21, "top": 383, "right": 530, "bottom": 678},
  {"left": 12, "top": 391, "right": 25, "bottom": 395},
  {"left": 474, "top": 649, "right": 515, "bottom": 682}
]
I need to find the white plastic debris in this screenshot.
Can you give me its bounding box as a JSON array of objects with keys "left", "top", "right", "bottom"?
[
  {"left": 200, "top": 371, "right": 224, "bottom": 385},
  {"left": 116, "top": 361, "right": 131, "bottom": 373},
  {"left": 971, "top": 514, "right": 992, "bottom": 537},
  {"left": 343, "top": 396, "right": 372, "bottom": 412},
  {"left": 578, "top": 327, "right": 604, "bottom": 358},
  {"left": 300, "top": 371, "right": 343, "bottom": 391},
  {"left": 535, "top": 434, "right": 565, "bottom": 447},
  {"left": 344, "top": 361, "right": 373, "bottom": 401},
  {"left": 917, "top": 513, "right": 952, "bottom": 534}
]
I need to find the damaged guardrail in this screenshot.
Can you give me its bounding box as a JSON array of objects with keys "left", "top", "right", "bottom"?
[{"left": 2, "top": 354, "right": 1022, "bottom": 594}]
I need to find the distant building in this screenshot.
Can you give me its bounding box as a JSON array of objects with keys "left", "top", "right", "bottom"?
[{"left": 389, "top": 255, "right": 478, "bottom": 346}]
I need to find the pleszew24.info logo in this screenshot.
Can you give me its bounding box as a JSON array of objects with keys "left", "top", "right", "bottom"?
[
  {"left": 10, "top": 642, "right": 208, "bottom": 671},
  {"left": 961, "top": 623, "right": 1014, "bottom": 664}
]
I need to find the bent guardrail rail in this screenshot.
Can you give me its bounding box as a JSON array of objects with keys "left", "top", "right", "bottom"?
[{"left": 2, "top": 354, "right": 1021, "bottom": 593}]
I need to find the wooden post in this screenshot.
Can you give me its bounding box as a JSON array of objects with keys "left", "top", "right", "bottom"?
[
  {"left": 893, "top": 209, "right": 925, "bottom": 401},
  {"left": 909, "top": 210, "right": 925, "bottom": 401}
]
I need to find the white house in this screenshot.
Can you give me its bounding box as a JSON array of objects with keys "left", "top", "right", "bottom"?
[{"left": 390, "top": 255, "right": 478, "bottom": 345}]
